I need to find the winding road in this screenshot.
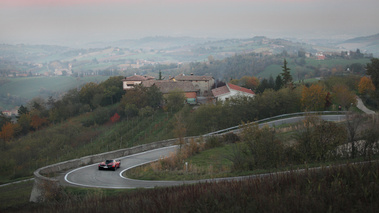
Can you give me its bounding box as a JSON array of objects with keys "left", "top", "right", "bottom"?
[{"left": 62, "top": 114, "right": 346, "bottom": 189}]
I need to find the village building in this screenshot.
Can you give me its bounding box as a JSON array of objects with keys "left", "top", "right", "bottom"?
[
  {"left": 212, "top": 83, "right": 255, "bottom": 102},
  {"left": 142, "top": 80, "right": 199, "bottom": 105},
  {"left": 122, "top": 74, "right": 155, "bottom": 90},
  {"left": 173, "top": 74, "right": 214, "bottom": 96}
]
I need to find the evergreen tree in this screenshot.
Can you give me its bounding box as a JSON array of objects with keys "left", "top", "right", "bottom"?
[
  {"left": 275, "top": 75, "right": 283, "bottom": 91},
  {"left": 257, "top": 79, "right": 269, "bottom": 94},
  {"left": 366, "top": 58, "right": 379, "bottom": 107},
  {"left": 268, "top": 75, "right": 275, "bottom": 89},
  {"left": 281, "top": 59, "right": 293, "bottom": 88},
  {"left": 17, "top": 105, "right": 29, "bottom": 118}
]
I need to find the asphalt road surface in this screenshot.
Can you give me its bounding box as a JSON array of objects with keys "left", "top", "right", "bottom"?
[
  {"left": 63, "top": 115, "right": 346, "bottom": 189},
  {"left": 64, "top": 146, "right": 199, "bottom": 188}
]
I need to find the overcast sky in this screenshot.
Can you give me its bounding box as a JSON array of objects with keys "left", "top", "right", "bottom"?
[{"left": 1, "top": 0, "right": 378, "bottom": 45}]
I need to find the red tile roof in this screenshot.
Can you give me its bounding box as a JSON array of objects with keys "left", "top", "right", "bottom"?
[
  {"left": 211, "top": 83, "right": 255, "bottom": 97},
  {"left": 211, "top": 85, "right": 230, "bottom": 97},
  {"left": 228, "top": 83, "right": 255, "bottom": 95}
]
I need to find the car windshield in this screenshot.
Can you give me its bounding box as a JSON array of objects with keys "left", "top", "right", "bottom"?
[{"left": 105, "top": 160, "right": 113, "bottom": 164}]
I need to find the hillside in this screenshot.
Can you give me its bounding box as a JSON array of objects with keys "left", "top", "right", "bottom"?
[{"left": 338, "top": 33, "right": 379, "bottom": 57}]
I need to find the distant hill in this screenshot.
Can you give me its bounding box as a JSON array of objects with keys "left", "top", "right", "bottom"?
[
  {"left": 338, "top": 33, "right": 379, "bottom": 57},
  {"left": 86, "top": 36, "right": 217, "bottom": 50}
]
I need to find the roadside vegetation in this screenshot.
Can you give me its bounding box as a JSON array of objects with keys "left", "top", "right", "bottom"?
[
  {"left": 5, "top": 162, "right": 379, "bottom": 212},
  {"left": 126, "top": 113, "right": 379, "bottom": 181},
  {"left": 0, "top": 57, "right": 378, "bottom": 212}
]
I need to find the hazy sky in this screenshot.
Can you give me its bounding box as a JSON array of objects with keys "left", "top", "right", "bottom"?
[{"left": 1, "top": 0, "right": 378, "bottom": 45}]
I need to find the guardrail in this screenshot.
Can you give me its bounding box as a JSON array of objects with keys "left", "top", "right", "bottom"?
[
  {"left": 30, "top": 137, "right": 199, "bottom": 202},
  {"left": 30, "top": 111, "right": 347, "bottom": 202},
  {"left": 204, "top": 111, "right": 348, "bottom": 136}
]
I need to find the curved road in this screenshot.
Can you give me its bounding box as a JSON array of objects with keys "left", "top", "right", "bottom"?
[{"left": 63, "top": 115, "right": 346, "bottom": 189}]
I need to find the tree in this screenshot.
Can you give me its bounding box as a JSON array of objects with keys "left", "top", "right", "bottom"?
[
  {"left": 256, "top": 79, "right": 269, "bottom": 94},
  {"left": 0, "top": 112, "right": 11, "bottom": 129},
  {"left": 17, "top": 105, "right": 29, "bottom": 119},
  {"left": 281, "top": 59, "right": 293, "bottom": 88},
  {"left": 146, "top": 85, "right": 163, "bottom": 109},
  {"left": 240, "top": 122, "right": 284, "bottom": 169},
  {"left": 0, "top": 122, "right": 19, "bottom": 142},
  {"left": 345, "top": 112, "right": 365, "bottom": 159},
  {"left": 30, "top": 115, "right": 48, "bottom": 131},
  {"left": 294, "top": 115, "right": 346, "bottom": 162},
  {"left": 268, "top": 75, "right": 275, "bottom": 89},
  {"left": 361, "top": 115, "right": 379, "bottom": 160},
  {"left": 99, "top": 76, "right": 124, "bottom": 105},
  {"left": 173, "top": 113, "right": 187, "bottom": 149},
  {"left": 358, "top": 76, "right": 375, "bottom": 95},
  {"left": 332, "top": 84, "right": 357, "bottom": 110},
  {"left": 311, "top": 120, "right": 347, "bottom": 161},
  {"left": 166, "top": 89, "right": 186, "bottom": 112},
  {"left": 18, "top": 113, "right": 31, "bottom": 134},
  {"left": 274, "top": 75, "right": 283, "bottom": 91},
  {"left": 301, "top": 84, "right": 327, "bottom": 111},
  {"left": 79, "top": 82, "right": 100, "bottom": 109},
  {"left": 121, "top": 85, "right": 148, "bottom": 109},
  {"left": 240, "top": 76, "right": 259, "bottom": 90},
  {"left": 366, "top": 58, "right": 379, "bottom": 96}
]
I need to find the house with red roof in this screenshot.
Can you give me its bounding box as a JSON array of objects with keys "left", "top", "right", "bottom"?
[{"left": 211, "top": 83, "right": 255, "bottom": 102}]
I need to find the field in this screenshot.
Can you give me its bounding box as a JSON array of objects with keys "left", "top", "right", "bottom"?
[
  {"left": 0, "top": 76, "right": 108, "bottom": 110},
  {"left": 258, "top": 58, "right": 370, "bottom": 80}
]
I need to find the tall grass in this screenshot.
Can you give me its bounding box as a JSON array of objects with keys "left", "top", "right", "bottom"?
[{"left": 15, "top": 162, "right": 379, "bottom": 213}]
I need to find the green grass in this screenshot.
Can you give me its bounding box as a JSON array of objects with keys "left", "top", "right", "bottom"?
[
  {"left": 126, "top": 139, "right": 379, "bottom": 181},
  {"left": 305, "top": 58, "right": 370, "bottom": 68},
  {"left": 0, "top": 76, "right": 108, "bottom": 109},
  {"left": 0, "top": 108, "right": 177, "bottom": 183},
  {"left": 0, "top": 180, "right": 34, "bottom": 211}
]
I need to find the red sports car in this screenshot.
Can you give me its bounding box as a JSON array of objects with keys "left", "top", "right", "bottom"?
[{"left": 98, "top": 159, "right": 121, "bottom": 171}]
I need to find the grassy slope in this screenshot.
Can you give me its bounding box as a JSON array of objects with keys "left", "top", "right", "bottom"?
[
  {"left": 258, "top": 58, "right": 370, "bottom": 80},
  {"left": 0, "top": 107, "right": 176, "bottom": 183},
  {"left": 0, "top": 76, "right": 108, "bottom": 109},
  {"left": 0, "top": 180, "right": 34, "bottom": 210}
]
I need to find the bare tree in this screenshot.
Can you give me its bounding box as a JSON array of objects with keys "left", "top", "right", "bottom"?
[
  {"left": 362, "top": 114, "right": 379, "bottom": 161},
  {"left": 345, "top": 112, "right": 366, "bottom": 158}
]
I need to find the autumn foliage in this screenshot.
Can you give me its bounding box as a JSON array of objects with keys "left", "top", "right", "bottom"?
[
  {"left": 0, "top": 122, "right": 20, "bottom": 142},
  {"left": 332, "top": 84, "right": 357, "bottom": 110},
  {"left": 110, "top": 113, "right": 120, "bottom": 123},
  {"left": 301, "top": 84, "right": 327, "bottom": 111},
  {"left": 30, "top": 115, "right": 48, "bottom": 130},
  {"left": 358, "top": 76, "right": 376, "bottom": 95}
]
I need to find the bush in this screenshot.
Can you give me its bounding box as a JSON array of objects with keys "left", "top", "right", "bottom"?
[
  {"left": 205, "top": 136, "right": 223, "bottom": 149},
  {"left": 93, "top": 107, "right": 110, "bottom": 125},
  {"left": 139, "top": 106, "right": 154, "bottom": 117},
  {"left": 222, "top": 132, "right": 239, "bottom": 144}
]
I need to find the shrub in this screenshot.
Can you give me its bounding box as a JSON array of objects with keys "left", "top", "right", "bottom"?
[
  {"left": 222, "top": 132, "right": 239, "bottom": 144},
  {"left": 204, "top": 136, "right": 222, "bottom": 149}
]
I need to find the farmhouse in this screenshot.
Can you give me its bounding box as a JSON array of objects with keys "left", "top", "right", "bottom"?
[
  {"left": 142, "top": 80, "right": 199, "bottom": 104},
  {"left": 173, "top": 74, "right": 214, "bottom": 96},
  {"left": 122, "top": 74, "right": 155, "bottom": 90},
  {"left": 212, "top": 83, "right": 255, "bottom": 101}
]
